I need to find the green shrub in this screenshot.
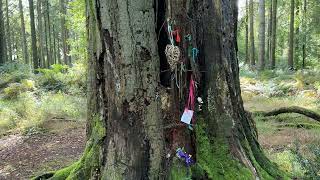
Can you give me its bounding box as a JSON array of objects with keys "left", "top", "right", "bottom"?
[{"left": 3, "top": 80, "right": 35, "bottom": 99}]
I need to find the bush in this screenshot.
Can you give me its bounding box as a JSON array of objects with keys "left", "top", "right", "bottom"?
[{"left": 3, "top": 80, "right": 35, "bottom": 99}]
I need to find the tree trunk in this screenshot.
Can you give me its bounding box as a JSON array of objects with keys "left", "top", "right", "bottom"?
[
  {"left": 249, "top": 0, "right": 256, "bottom": 66},
  {"left": 270, "top": 0, "right": 277, "bottom": 69},
  {"left": 60, "top": 0, "right": 71, "bottom": 66},
  {"left": 266, "top": 0, "right": 272, "bottom": 68},
  {"left": 45, "top": 0, "right": 284, "bottom": 179},
  {"left": 0, "top": 0, "right": 7, "bottom": 64},
  {"left": 258, "top": 0, "right": 266, "bottom": 70},
  {"left": 302, "top": 0, "right": 307, "bottom": 69},
  {"left": 28, "top": 0, "right": 39, "bottom": 70},
  {"left": 5, "top": 0, "right": 12, "bottom": 62},
  {"left": 245, "top": 0, "right": 249, "bottom": 64},
  {"left": 45, "top": 0, "right": 53, "bottom": 67},
  {"left": 19, "top": 0, "right": 29, "bottom": 65},
  {"left": 37, "top": 0, "right": 44, "bottom": 68},
  {"left": 288, "top": 0, "right": 295, "bottom": 70}
]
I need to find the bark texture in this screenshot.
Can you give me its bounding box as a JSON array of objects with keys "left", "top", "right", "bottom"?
[
  {"left": 5, "top": 0, "right": 12, "bottom": 62},
  {"left": 60, "top": 0, "right": 71, "bottom": 66}
]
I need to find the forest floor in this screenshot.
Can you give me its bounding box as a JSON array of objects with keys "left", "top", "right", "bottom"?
[{"left": 0, "top": 120, "right": 86, "bottom": 180}]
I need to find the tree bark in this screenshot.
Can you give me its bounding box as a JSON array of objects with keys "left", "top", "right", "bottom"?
[
  {"left": 5, "top": 0, "right": 12, "bottom": 62},
  {"left": 28, "top": 0, "right": 39, "bottom": 70},
  {"left": 19, "top": 0, "right": 29, "bottom": 65},
  {"left": 270, "top": 0, "right": 277, "bottom": 69},
  {"left": 249, "top": 0, "right": 256, "bottom": 66},
  {"left": 258, "top": 0, "right": 266, "bottom": 70},
  {"left": 44, "top": 0, "right": 285, "bottom": 179},
  {"left": 44, "top": 0, "right": 53, "bottom": 67},
  {"left": 288, "top": 0, "right": 295, "bottom": 70},
  {"left": 0, "top": 0, "right": 7, "bottom": 64}
]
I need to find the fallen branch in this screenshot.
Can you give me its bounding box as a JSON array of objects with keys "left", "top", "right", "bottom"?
[{"left": 262, "top": 106, "right": 320, "bottom": 122}]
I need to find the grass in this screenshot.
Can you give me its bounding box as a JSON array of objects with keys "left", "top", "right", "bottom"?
[{"left": 241, "top": 68, "right": 320, "bottom": 179}]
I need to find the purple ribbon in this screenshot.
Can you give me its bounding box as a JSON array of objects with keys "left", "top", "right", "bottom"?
[{"left": 176, "top": 148, "right": 194, "bottom": 166}]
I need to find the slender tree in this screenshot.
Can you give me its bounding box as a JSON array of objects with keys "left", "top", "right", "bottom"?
[
  {"left": 302, "top": 0, "right": 307, "bottom": 68},
  {"left": 19, "top": 0, "right": 29, "bottom": 64},
  {"left": 245, "top": 0, "right": 249, "bottom": 64},
  {"left": 40, "top": 0, "right": 284, "bottom": 179},
  {"left": 266, "top": 0, "right": 272, "bottom": 67},
  {"left": 28, "top": 0, "right": 39, "bottom": 70},
  {"left": 5, "top": 0, "right": 12, "bottom": 62},
  {"left": 270, "top": 0, "right": 278, "bottom": 69},
  {"left": 0, "top": 0, "right": 7, "bottom": 64},
  {"left": 60, "top": 0, "right": 71, "bottom": 65},
  {"left": 249, "top": 0, "right": 255, "bottom": 66},
  {"left": 258, "top": 0, "right": 266, "bottom": 70},
  {"left": 37, "top": 0, "right": 44, "bottom": 67},
  {"left": 288, "top": 0, "right": 295, "bottom": 70}
]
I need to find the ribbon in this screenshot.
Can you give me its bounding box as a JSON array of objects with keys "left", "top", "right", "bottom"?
[
  {"left": 192, "top": 48, "right": 199, "bottom": 63},
  {"left": 167, "top": 24, "right": 175, "bottom": 45},
  {"left": 186, "top": 76, "right": 195, "bottom": 111},
  {"left": 176, "top": 148, "right": 194, "bottom": 166}
]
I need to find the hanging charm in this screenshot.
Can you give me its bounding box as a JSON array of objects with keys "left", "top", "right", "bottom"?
[{"left": 165, "top": 45, "right": 181, "bottom": 71}]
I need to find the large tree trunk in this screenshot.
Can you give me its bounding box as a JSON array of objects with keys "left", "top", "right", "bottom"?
[
  {"left": 288, "top": 0, "right": 295, "bottom": 70},
  {"left": 37, "top": 0, "right": 45, "bottom": 68},
  {"left": 249, "top": 0, "right": 256, "bottom": 66},
  {"left": 266, "top": 1, "right": 272, "bottom": 68},
  {"left": 44, "top": 0, "right": 284, "bottom": 179},
  {"left": 302, "top": 0, "right": 307, "bottom": 69},
  {"left": 19, "top": 0, "right": 29, "bottom": 65},
  {"left": 0, "top": 0, "right": 7, "bottom": 64},
  {"left": 270, "top": 0, "right": 277, "bottom": 69},
  {"left": 258, "top": 0, "right": 266, "bottom": 70},
  {"left": 28, "top": 0, "right": 39, "bottom": 70}
]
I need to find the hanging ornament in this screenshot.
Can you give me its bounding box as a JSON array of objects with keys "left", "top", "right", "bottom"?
[
  {"left": 181, "top": 76, "right": 196, "bottom": 125},
  {"left": 165, "top": 45, "right": 181, "bottom": 71}
]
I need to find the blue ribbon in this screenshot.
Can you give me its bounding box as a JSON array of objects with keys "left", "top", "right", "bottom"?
[{"left": 192, "top": 48, "right": 199, "bottom": 63}]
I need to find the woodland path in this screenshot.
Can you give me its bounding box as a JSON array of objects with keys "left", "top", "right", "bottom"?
[{"left": 0, "top": 120, "right": 86, "bottom": 180}]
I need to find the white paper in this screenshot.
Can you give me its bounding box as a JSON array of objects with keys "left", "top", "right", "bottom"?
[{"left": 181, "top": 109, "right": 194, "bottom": 124}]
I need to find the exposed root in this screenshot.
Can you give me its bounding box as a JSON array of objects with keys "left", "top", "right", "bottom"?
[{"left": 261, "top": 106, "right": 320, "bottom": 122}]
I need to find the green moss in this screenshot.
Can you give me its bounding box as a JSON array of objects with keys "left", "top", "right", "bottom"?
[
  {"left": 51, "top": 162, "right": 80, "bottom": 180},
  {"left": 194, "top": 122, "right": 254, "bottom": 180}
]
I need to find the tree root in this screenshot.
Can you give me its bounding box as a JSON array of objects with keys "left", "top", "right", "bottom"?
[{"left": 261, "top": 106, "right": 320, "bottom": 122}]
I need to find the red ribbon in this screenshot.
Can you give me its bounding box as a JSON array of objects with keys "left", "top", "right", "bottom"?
[
  {"left": 172, "top": 30, "right": 181, "bottom": 43},
  {"left": 185, "top": 76, "right": 196, "bottom": 124}
]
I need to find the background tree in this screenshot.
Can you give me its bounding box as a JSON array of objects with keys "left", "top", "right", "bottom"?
[
  {"left": 60, "top": 0, "right": 71, "bottom": 66},
  {"left": 288, "top": 0, "right": 295, "bottom": 70},
  {"left": 28, "top": 0, "right": 39, "bottom": 70},
  {"left": 0, "top": 0, "right": 7, "bottom": 64},
  {"left": 19, "top": 0, "right": 28, "bottom": 65},
  {"left": 5, "top": 0, "right": 12, "bottom": 62},
  {"left": 270, "top": 0, "right": 277, "bottom": 68},
  {"left": 258, "top": 0, "right": 266, "bottom": 70},
  {"left": 249, "top": 0, "right": 256, "bottom": 66},
  {"left": 245, "top": 0, "right": 249, "bottom": 64}
]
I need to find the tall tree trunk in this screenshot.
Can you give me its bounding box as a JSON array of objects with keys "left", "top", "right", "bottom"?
[
  {"left": 5, "top": 0, "right": 12, "bottom": 62},
  {"left": 42, "top": 0, "right": 50, "bottom": 68},
  {"left": 19, "top": 0, "right": 29, "bottom": 65},
  {"left": 28, "top": 0, "right": 39, "bottom": 70},
  {"left": 270, "top": 0, "right": 277, "bottom": 69},
  {"left": 45, "top": 0, "right": 53, "bottom": 66},
  {"left": 294, "top": 0, "right": 300, "bottom": 67},
  {"left": 0, "top": 0, "right": 7, "bottom": 64},
  {"left": 288, "top": 0, "right": 295, "bottom": 70},
  {"left": 302, "top": 0, "right": 307, "bottom": 69},
  {"left": 44, "top": 0, "right": 285, "bottom": 179},
  {"left": 60, "top": 0, "right": 71, "bottom": 66},
  {"left": 258, "top": 0, "right": 266, "bottom": 70},
  {"left": 249, "top": 0, "right": 255, "bottom": 66},
  {"left": 266, "top": 0, "right": 272, "bottom": 68},
  {"left": 245, "top": 0, "right": 249, "bottom": 64},
  {"left": 37, "top": 0, "right": 44, "bottom": 68}
]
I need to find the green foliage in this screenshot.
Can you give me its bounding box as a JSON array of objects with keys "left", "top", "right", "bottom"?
[
  {"left": 3, "top": 80, "right": 35, "bottom": 99},
  {"left": 0, "top": 63, "right": 33, "bottom": 88}
]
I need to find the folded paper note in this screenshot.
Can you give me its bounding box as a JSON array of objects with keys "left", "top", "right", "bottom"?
[{"left": 181, "top": 109, "right": 194, "bottom": 125}]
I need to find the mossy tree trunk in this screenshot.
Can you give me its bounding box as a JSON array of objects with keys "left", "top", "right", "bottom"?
[{"left": 47, "top": 0, "right": 284, "bottom": 179}]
